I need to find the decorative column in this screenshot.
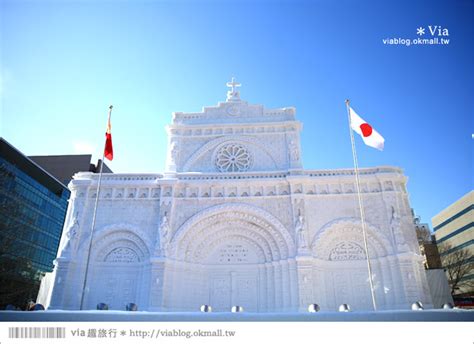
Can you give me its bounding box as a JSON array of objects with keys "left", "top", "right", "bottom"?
[
  {"left": 311, "top": 259, "right": 325, "bottom": 308},
  {"left": 380, "top": 256, "right": 395, "bottom": 309},
  {"left": 162, "top": 260, "right": 178, "bottom": 311},
  {"left": 258, "top": 264, "right": 267, "bottom": 312},
  {"left": 373, "top": 259, "right": 386, "bottom": 310},
  {"left": 384, "top": 259, "right": 396, "bottom": 308},
  {"left": 147, "top": 257, "right": 164, "bottom": 311},
  {"left": 48, "top": 258, "right": 76, "bottom": 309},
  {"left": 397, "top": 252, "right": 421, "bottom": 308},
  {"left": 288, "top": 258, "right": 299, "bottom": 311},
  {"left": 281, "top": 260, "right": 290, "bottom": 311},
  {"left": 273, "top": 261, "right": 283, "bottom": 311},
  {"left": 295, "top": 255, "right": 313, "bottom": 312},
  {"left": 266, "top": 262, "right": 275, "bottom": 311},
  {"left": 387, "top": 255, "right": 405, "bottom": 309}
]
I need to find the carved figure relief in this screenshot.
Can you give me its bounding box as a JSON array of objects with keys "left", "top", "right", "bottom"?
[
  {"left": 295, "top": 209, "right": 308, "bottom": 250},
  {"left": 170, "top": 141, "right": 179, "bottom": 164},
  {"left": 390, "top": 206, "right": 409, "bottom": 252},
  {"left": 288, "top": 139, "right": 299, "bottom": 161},
  {"left": 159, "top": 212, "right": 171, "bottom": 251},
  {"left": 59, "top": 212, "right": 79, "bottom": 258}
]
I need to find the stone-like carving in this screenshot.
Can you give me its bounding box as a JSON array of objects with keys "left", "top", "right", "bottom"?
[
  {"left": 288, "top": 139, "right": 299, "bottom": 161},
  {"left": 215, "top": 143, "right": 252, "bottom": 172},
  {"left": 226, "top": 77, "right": 241, "bottom": 101},
  {"left": 295, "top": 210, "right": 308, "bottom": 250},
  {"left": 182, "top": 135, "right": 278, "bottom": 172},
  {"left": 218, "top": 244, "right": 248, "bottom": 263},
  {"left": 390, "top": 206, "right": 409, "bottom": 253},
  {"left": 329, "top": 241, "right": 365, "bottom": 261},
  {"left": 87, "top": 225, "right": 150, "bottom": 264},
  {"left": 42, "top": 85, "right": 431, "bottom": 313},
  {"left": 227, "top": 104, "right": 240, "bottom": 116},
  {"left": 182, "top": 219, "right": 281, "bottom": 263},
  {"left": 159, "top": 212, "right": 171, "bottom": 252},
  {"left": 105, "top": 247, "right": 139, "bottom": 263},
  {"left": 169, "top": 203, "right": 296, "bottom": 258},
  {"left": 168, "top": 140, "right": 179, "bottom": 165},
  {"left": 58, "top": 212, "right": 79, "bottom": 258},
  {"left": 311, "top": 218, "right": 393, "bottom": 259}
]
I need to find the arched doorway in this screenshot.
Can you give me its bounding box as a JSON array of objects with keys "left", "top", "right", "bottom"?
[
  {"left": 85, "top": 229, "right": 151, "bottom": 310},
  {"left": 164, "top": 203, "right": 296, "bottom": 312},
  {"left": 311, "top": 218, "right": 395, "bottom": 311}
]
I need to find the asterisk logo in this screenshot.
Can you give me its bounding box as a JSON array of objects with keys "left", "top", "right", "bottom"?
[{"left": 416, "top": 27, "right": 425, "bottom": 36}]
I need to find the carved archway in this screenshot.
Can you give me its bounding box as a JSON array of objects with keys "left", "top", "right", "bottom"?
[
  {"left": 309, "top": 218, "right": 396, "bottom": 311},
  {"left": 77, "top": 223, "right": 152, "bottom": 261},
  {"left": 165, "top": 203, "right": 296, "bottom": 312},
  {"left": 81, "top": 225, "right": 151, "bottom": 310},
  {"left": 168, "top": 203, "right": 295, "bottom": 262},
  {"left": 311, "top": 217, "right": 394, "bottom": 260},
  {"left": 93, "top": 234, "right": 147, "bottom": 263}
]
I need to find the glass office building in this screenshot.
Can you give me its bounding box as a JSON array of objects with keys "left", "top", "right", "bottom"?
[{"left": 0, "top": 138, "right": 70, "bottom": 307}]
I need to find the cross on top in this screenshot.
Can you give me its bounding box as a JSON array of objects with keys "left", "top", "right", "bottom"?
[
  {"left": 226, "top": 77, "right": 241, "bottom": 101},
  {"left": 227, "top": 77, "right": 241, "bottom": 93}
]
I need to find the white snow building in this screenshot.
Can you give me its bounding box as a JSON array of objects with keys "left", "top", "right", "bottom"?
[{"left": 40, "top": 79, "right": 432, "bottom": 312}]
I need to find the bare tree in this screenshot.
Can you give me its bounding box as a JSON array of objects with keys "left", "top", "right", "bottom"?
[{"left": 438, "top": 243, "right": 474, "bottom": 295}]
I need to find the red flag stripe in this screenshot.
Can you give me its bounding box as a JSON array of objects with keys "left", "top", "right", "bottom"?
[
  {"left": 104, "top": 107, "right": 113, "bottom": 161},
  {"left": 104, "top": 132, "right": 113, "bottom": 161}
]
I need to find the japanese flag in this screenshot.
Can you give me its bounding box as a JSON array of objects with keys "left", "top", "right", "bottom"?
[{"left": 349, "top": 106, "right": 385, "bottom": 151}]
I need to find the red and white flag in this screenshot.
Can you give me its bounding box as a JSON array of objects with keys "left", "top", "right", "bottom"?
[
  {"left": 349, "top": 106, "right": 384, "bottom": 151},
  {"left": 104, "top": 106, "right": 113, "bottom": 160}
]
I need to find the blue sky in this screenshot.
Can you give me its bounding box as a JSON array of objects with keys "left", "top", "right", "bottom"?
[{"left": 1, "top": 0, "right": 472, "bottom": 228}]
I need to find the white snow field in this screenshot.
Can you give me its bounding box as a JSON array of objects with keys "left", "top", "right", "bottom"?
[{"left": 1, "top": 309, "right": 473, "bottom": 322}]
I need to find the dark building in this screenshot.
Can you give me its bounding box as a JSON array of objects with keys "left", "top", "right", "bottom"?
[
  {"left": 29, "top": 154, "right": 112, "bottom": 186},
  {"left": 413, "top": 212, "right": 442, "bottom": 269},
  {"left": 420, "top": 241, "right": 443, "bottom": 269},
  {"left": 0, "top": 138, "right": 71, "bottom": 309}
]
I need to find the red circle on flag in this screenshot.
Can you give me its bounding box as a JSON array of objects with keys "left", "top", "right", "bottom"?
[{"left": 360, "top": 123, "right": 373, "bottom": 137}]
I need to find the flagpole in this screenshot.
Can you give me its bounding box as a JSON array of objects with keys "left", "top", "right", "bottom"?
[
  {"left": 79, "top": 105, "right": 113, "bottom": 310},
  {"left": 345, "top": 99, "right": 377, "bottom": 311}
]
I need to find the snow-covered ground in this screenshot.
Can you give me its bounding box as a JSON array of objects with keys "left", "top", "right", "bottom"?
[{"left": 1, "top": 309, "right": 473, "bottom": 322}]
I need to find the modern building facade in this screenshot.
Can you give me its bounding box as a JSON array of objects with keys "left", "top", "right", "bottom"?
[
  {"left": 40, "top": 81, "right": 432, "bottom": 312},
  {"left": 0, "top": 138, "right": 70, "bottom": 308},
  {"left": 29, "top": 155, "right": 112, "bottom": 186},
  {"left": 432, "top": 191, "right": 474, "bottom": 301}
]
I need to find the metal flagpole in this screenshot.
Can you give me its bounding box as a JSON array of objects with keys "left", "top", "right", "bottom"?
[
  {"left": 345, "top": 99, "right": 377, "bottom": 311},
  {"left": 79, "top": 105, "right": 113, "bottom": 310}
]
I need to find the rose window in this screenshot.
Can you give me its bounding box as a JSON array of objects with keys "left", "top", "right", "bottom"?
[{"left": 215, "top": 144, "right": 252, "bottom": 172}]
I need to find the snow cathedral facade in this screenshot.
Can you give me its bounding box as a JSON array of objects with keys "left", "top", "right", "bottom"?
[{"left": 40, "top": 80, "right": 432, "bottom": 312}]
